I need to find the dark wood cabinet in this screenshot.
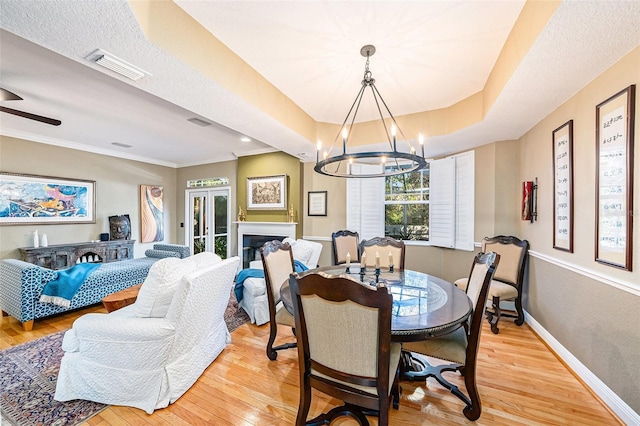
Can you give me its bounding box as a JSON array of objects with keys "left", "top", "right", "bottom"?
[{"left": 19, "top": 240, "right": 135, "bottom": 270}]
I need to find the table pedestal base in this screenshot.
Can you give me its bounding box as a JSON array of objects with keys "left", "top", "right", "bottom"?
[{"left": 401, "top": 351, "right": 471, "bottom": 408}]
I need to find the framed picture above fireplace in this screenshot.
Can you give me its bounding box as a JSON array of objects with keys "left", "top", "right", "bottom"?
[{"left": 247, "top": 174, "right": 287, "bottom": 210}]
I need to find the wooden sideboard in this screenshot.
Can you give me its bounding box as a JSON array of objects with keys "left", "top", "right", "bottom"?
[{"left": 19, "top": 240, "right": 135, "bottom": 270}]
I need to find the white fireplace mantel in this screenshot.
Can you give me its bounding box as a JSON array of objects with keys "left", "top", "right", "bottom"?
[{"left": 235, "top": 221, "right": 297, "bottom": 266}]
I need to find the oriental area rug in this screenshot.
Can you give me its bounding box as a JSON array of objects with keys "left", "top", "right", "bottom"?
[{"left": 0, "top": 290, "right": 250, "bottom": 426}]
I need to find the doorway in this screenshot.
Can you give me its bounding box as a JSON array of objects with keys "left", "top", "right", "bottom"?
[{"left": 185, "top": 188, "right": 230, "bottom": 258}]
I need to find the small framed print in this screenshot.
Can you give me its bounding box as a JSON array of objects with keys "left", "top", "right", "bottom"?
[
  {"left": 308, "top": 191, "right": 327, "bottom": 216},
  {"left": 595, "top": 85, "right": 635, "bottom": 270},
  {"left": 552, "top": 120, "right": 574, "bottom": 252}
]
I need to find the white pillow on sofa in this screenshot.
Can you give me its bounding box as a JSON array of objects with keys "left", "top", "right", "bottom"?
[
  {"left": 283, "top": 237, "right": 321, "bottom": 268},
  {"left": 191, "top": 251, "right": 222, "bottom": 268},
  {"left": 134, "top": 257, "right": 196, "bottom": 318}
]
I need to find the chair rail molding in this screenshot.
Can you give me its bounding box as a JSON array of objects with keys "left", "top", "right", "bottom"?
[
  {"left": 524, "top": 311, "right": 639, "bottom": 425},
  {"left": 528, "top": 250, "right": 639, "bottom": 296}
]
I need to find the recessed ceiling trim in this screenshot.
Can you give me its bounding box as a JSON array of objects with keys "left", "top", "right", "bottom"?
[{"left": 86, "top": 49, "right": 151, "bottom": 81}]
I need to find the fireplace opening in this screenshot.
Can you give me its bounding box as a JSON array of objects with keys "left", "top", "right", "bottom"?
[{"left": 242, "top": 234, "right": 286, "bottom": 269}]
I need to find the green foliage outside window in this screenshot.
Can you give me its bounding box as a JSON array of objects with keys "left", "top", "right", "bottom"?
[
  {"left": 385, "top": 164, "right": 429, "bottom": 241},
  {"left": 214, "top": 236, "right": 227, "bottom": 259}
]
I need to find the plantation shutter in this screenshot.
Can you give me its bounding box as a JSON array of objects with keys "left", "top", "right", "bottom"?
[
  {"left": 428, "top": 157, "right": 456, "bottom": 248},
  {"left": 455, "top": 151, "right": 475, "bottom": 251},
  {"left": 346, "top": 164, "right": 384, "bottom": 240}
]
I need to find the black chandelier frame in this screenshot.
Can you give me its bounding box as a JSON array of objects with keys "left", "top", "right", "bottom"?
[{"left": 314, "top": 44, "right": 427, "bottom": 178}]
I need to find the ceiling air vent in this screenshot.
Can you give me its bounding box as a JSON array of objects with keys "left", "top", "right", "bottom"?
[
  {"left": 86, "top": 49, "right": 150, "bottom": 81},
  {"left": 187, "top": 117, "right": 212, "bottom": 127}
]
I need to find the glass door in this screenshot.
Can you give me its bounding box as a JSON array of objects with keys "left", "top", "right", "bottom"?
[{"left": 186, "top": 188, "right": 230, "bottom": 258}]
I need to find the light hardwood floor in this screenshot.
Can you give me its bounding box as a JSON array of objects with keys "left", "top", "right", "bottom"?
[{"left": 1, "top": 305, "right": 622, "bottom": 425}]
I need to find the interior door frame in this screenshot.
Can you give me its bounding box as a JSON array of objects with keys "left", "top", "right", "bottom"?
[{"left": 184, "top": 186, "right": 231, "bottom": 258}]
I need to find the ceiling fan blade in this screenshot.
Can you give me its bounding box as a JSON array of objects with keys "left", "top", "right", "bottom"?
[
  {"left": 0, "top": 88, "right": 23, "bottom": 101},
  {"left": 0, "top": 106, "right": 61, "bottom": 126}
]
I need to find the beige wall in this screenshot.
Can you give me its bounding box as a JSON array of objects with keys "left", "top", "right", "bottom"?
[
  {"left": 517, "top": 45, "right": 640, "bottom": 412},
  {"left": 0, "top": 135, "right": 177, "bottom": 259}
]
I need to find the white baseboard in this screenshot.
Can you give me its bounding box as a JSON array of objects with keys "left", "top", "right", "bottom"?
[{"left": 524, "top": 311, "right": 639, "bottom": 425}]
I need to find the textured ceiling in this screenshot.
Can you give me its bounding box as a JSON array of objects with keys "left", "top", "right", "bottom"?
[{"left": 0, "top": 1, "right": 639, "bottom": 168}]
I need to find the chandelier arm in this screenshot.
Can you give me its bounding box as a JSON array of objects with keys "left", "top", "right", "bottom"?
[
  {"left": 369, "top": 87, "right": 403, "bottom": 171},
  {"left": 368, "top": 84, "right": 395, "bottom": 152},
  {"left": 333, "top": 84, "right": 367, "bottom": 152},
  {"left": 371, "top": 83, "right": 418, "bottom": 153}
]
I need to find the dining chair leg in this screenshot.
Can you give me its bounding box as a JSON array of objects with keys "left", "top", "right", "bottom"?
[
  {"left": 514, "top": 297, "right": 525, "bottom": 326},
  {"left": 463, "top": 370, "right": 482, "bottom": 421},
  {"left": 486, "top": 296, "right": 502, "bottom": 334},
  {"left": 296, "top": 379, "right": 312, "bottom": 426},
  {"left": 266, "top": 325, "right": 297, "bottom": 360}
]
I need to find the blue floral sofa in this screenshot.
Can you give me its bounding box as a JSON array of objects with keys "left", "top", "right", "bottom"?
[{"left": 0, "top": 243, "right": 190, "bottom": 330}]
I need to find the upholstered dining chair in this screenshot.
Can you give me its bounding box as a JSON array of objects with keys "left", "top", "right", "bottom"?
[
  {"left": 455, "top": 235, "right": 529, "bottom": 334},
  {"left": 261, "top": 240, "right": 297, "bottom": 360},
  {"left": 331, "top": 230, "right": 360, "bottom": 265},
  {"left": 359, "top": 236, "right": 405, "bottom": 269},
  {"left": 403, "top": 251, "right": 500, "bottom": 421},
  {"left": 289, "top": 271, "right": 401, "bottom": 425}
]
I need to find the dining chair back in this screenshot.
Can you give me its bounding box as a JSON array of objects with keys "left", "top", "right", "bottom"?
[
  {"left": 289, "top": 272, "right": 401, "bottom": 425},
  {"left": 455, "top": 236, "right": 529, "bottom": 333},
  {"left": 261, "top": 240, "right": 297, "bottom": 360},
  {"left": 360, "top": 236, "right": 405, "bottom": 269},
  {"left": 331, "top": 230, "right": 360, "bottom": 265},
  {"left": 403, "top": 251, "right": 500, "bottom": 421}
]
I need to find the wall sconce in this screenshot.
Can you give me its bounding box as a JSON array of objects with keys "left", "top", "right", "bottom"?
[{"left": 522, "top": 178, "right": 538, "bottom": 223}]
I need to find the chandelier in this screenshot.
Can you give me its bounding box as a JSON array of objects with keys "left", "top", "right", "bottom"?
[{"left": 314, "top": 44, "right": 427, "bottom": 178}]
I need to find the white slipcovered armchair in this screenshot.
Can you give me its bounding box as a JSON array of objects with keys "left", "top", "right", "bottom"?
[
  {"left": 54, "top": 253, "right": 240, "bottom": 414},
  {"left": 240, "top": 238, "right": 322, "bottom": 325}
]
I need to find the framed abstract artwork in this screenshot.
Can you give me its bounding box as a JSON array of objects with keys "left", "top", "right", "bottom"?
[
  {"left": 0, "top": 172, "right": 95, "bottom": 225},
  {"left": 140, "top": 184, "right": 164, "bottom": 243},
  {"left": 595, "top": 85, "right": 635, "bottom": 270},
  {"left": 247, "top": 175, "right": 287, "bottom": 210},
  {"left": 552, "top": 120, "right": 574, "bottom": 252}
]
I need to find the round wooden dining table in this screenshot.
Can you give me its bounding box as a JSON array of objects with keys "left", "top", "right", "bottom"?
[{"left": 280, "top": 265, "right": 472, "bottom": 343}]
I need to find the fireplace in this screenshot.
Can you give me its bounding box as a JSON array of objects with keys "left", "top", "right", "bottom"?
[{"left": 235, "top": 221, "right": 296, "bottom": 269}]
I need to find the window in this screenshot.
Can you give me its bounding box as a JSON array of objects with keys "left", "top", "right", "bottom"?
[
  {"left": 385, "top": 164, "right": 429, "bottom": 241},
  {"left": 347, "top": 151, "right": 474, "bottom": 251}
]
